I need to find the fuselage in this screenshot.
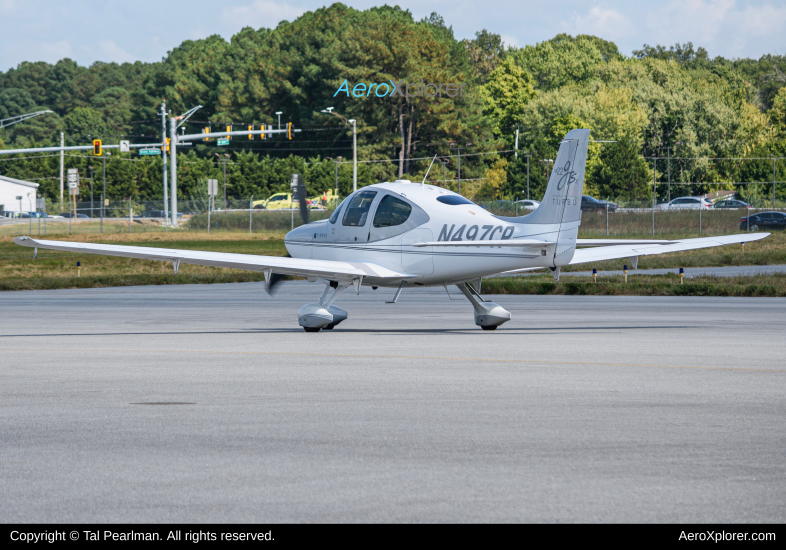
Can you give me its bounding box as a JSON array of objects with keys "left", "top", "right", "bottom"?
[{"left": 285, "top": 181, "right": 574, "bottom": 288}]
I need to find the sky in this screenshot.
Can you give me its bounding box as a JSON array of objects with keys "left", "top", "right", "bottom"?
[{"left": 1, "top": 0, "right": 785, "bottom": 71}]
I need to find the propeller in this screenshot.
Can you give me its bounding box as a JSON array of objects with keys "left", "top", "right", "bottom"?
[
  {"left": 266, "top": 173, "right": 308, "bottom": 296},
  {"left": 265, "top": 269, "right": 288, "bottom": 295},
  {"left": 296, "top": 175, "right": 309, "bottom": 225}
]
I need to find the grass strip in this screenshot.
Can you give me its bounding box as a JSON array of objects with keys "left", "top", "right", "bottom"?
[{"left": 482, "top": 274, "right": 786, "bottom": 297}]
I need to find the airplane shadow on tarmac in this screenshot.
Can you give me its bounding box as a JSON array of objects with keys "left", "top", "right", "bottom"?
[{"left": 0, "top": 325, "right": 699, "bottom": 337}]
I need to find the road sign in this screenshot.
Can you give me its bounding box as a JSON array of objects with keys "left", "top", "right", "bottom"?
[
  {"left": 36, "top": 198, "right": 46, "bottom": 210},
  {"left": 217, "top": 138, "right": 230, "bottom": 146},
  {"left": 120, "top": 140, "right": 130, "bottom": 153},
  {"left": 207, "top": 179, "right": 218, "bottom": 196},
  {"left": 139, "top": 148, "right": 161, "bottom": 156},
  {"left": 67, "top": 168, "right": 79, "bottom": 189}
]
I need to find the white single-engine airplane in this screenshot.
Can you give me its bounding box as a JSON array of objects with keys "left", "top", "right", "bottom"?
[{"left": 15, "top": 129, "right": 769, "bottom": 331}]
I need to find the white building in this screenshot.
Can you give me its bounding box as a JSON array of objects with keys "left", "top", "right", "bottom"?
[{"left": 0, "top": 174, "right": 39, "bottom": 214}]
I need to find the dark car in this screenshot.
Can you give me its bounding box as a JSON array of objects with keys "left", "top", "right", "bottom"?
[
  {"left": 581, "top": 195, "right": 618, "bottom": 212},
  {"left": 714, "top": 199, "right": 750, "bottom": 209},
  {"left": 59, "top": 212, "right": 89, "bottom": 219},
  {"left": 740, "top": 212, "right": 786, "bottom": 231}
]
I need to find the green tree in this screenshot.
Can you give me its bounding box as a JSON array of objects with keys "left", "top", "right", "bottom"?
[
  {"left": 591, "top": 136, "right": 651, "bottom": 201},
  {"left": 63, "top": 106, "right": 107, "bottom": 139},
  {"left": 479, "top": 57, "right": 536, "bottom": 135}
]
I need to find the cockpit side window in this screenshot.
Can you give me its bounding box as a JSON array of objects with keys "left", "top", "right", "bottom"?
[
  {"left": 373, "top": 195, "right": 412, "bottom": 227},
  {"left": 329, "top": 195, "right": 351, "bottom": 224},
  {"left": 342, "top": 190, "right": 377, "bottom": 226}
]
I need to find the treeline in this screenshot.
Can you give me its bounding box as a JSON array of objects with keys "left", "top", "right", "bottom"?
[{"left": 1, "top": 3, "right": 785, "bottom": 203}]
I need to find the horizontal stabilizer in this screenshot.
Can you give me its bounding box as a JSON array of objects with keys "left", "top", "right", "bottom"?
[
  {"left": 576, "top": 239, "right": 673, "bottom": 246},
  {"left": 569, "top": 233, "right": 769, "bottom": 264}
]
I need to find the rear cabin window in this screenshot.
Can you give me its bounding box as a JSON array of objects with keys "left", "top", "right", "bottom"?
[
  {"left": 342, "top": 190, "right": 377, "bottom": 226},
  {"left": 373, "top": 195, "right": 412, "bottom": 227},
  {"left": 436, "top": 195, "right": 474, "bottom": 206}
]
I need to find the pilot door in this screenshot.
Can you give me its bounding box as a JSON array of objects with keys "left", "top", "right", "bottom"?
[{"left": 333, "top": 189, "right": 378, "bottom": 249}]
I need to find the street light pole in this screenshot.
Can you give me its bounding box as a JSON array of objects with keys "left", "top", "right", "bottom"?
[
  {"left": 162, "top": 101, "right": 169, "bottom": 229},
  {"left": 320, "top": 108, "right": 357, "bottom": 193},
  {"left": 170, "top": 116, "right": 177, "bottom": 226},
  {"left": 276, "top": 111, "right": 283, "bottom": 130}
]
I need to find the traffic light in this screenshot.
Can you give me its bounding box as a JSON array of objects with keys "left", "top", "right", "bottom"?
[
  {"left": 261, "top": 124, "right": 265, "bottom": 140},
  {"left": 248, "top": 125, "right": 254, "bottom": 140},
  {"left": 93, "top": 139, "right": 102, "bottom": 156},
  {"left": 204, "top": 127, "right": 210, "bottom": 142},
  {"left": 226, "top": 125, "right": 231, "bottom": 140},
  {"left": 165, "top": 138, "right": 171, "bottom": 154},
  {"left": 287, "top": 122, "right": 293, "bottom": 140}
]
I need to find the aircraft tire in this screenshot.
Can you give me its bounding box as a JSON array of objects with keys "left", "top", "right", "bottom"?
[
  {"left": 303, "top": 327, "right": 321, "bottom": 332},
  {"left": 481, "top": 325, "right": 498, "bottom": 331},
  {"left": 323, "top": 324, "right": 336, "bottom": 330}
]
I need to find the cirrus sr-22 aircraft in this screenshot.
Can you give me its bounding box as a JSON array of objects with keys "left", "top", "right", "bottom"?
[{"left": 15, "top": 130, "right": 769, "bottom": 331}]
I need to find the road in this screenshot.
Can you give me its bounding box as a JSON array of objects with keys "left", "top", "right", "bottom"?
[{"left": 1, "top": 282, "right": 784, "bottom": 522}]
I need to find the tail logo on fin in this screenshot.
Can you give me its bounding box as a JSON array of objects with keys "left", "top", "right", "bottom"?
[{"left": 555, "top": 161, "right": 577, "bottom": 191}]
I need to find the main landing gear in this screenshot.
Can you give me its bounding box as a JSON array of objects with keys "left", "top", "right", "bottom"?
[
  {"left": 456, "top": 282, "right": 511, "bottom": 330},
  {"left": 298, "top": 280, "right": 352, "bottom": 332}
]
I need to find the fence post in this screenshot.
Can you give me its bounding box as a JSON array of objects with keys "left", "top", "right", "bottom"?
[
  {"left": 128, "top": 202, "right": 132, "bottom": 233},
  {"left": 699, "top": 202, "right": 702, "bottom": 235},
  {"left": 249, "top": 196, "right": 253, "bottom": 234},
  {"left": 606, "top": 202, "right": 609, "bottom": 236},
  {"left": 652, "top": 158, "right": 656, "bottom": 236},
  {"left": 100, "top": 194, "right": 103, "bottom": 234}
]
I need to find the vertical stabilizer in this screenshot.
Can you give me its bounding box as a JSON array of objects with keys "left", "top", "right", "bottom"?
[{"left": 511, "top": 129, "right": 590, "bottom": 266}]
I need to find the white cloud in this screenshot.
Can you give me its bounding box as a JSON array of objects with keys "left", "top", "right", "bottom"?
[
  {"left": 97, "top": 40, "right": 136, "bottom": 64},
  {"left": 222, "top": 0, "right": 305, "bottom": 29},
  {"left": 38, "top": 40, "right": 72, "bottom": 60},
  {"left": 500, "top": 34, "right": 518, "bottom": 48},
  {"left": 736, "top": 3, "right": 786, "bottom": 36},
  {"left": 644, "top": 0, "right": 735, "bottom": 46},
  {"left": 572, "top": 6, "right": 632, "bottom": 37}
]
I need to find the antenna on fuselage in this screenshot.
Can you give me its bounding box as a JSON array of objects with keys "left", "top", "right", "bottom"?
[{"left": 421, "top": 155, "right": 438, "bottom": 186}]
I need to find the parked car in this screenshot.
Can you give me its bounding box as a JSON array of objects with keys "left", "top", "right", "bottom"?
[
  {"left": 581, "top": 195, "right": 618, "bottom": 212},
  {"left": 59, "top": 212, "right": 89, "bottom": 219},
  {"left": 740, "top": 212, "right": 786, "bottom": 231},
  {"left": 0, "top": 211, "right": 18, "bottom": 218},
  {"left": 660, "top": 196, "right": 714, "bottom": 210},
  {"left": 514, "top": 199, "right": 541, "bottom": 211},
  {"left": 713, "top": 199, "right": 750, "bottom": 209}
]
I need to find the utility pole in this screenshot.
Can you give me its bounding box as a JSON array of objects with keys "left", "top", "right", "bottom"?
[
  {"left": 350, "top": 119, "right": 357, "bottom": 192},
  {"left": 59, "top": 132, "right": 64, "bottom": 204},
  {"left": 102, "top": 156, "right": 107, "bottom": 234},
  {"left": 170, "top": 116, "right": 177, "bottom": 226},
  {"left": 162, "top": 101, "right": 169, "bottom": 229},
  {"left": 88, "top": 166, "right": 94, "bottom": 218},
  {"left": 514, "top": 127, "right": 519, "bottom": 160},
  {"left": 223, "top": 156, "right": 227, "bottom": 209},
  {"left": 276, "top": 111, "right": 283, "bottom": 130}
]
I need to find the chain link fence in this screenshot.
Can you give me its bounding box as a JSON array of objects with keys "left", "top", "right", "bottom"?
[{"left": 2, "top": 189, "right": 784, "bottom": 238}]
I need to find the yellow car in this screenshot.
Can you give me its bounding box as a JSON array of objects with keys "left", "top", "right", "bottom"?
[{"left": 253, "top": 193, "right": 295, "bottom": 210}]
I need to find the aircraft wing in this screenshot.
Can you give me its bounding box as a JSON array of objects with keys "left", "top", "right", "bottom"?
[
  {"left": 499, "top": 233, "right": 769, "bottom": 275},
  {"left": 569, "top": 233, "right": 769, "bottom": 264},
  {"left": 13, "top": 237, "right": 411, "bottom": 281}
]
